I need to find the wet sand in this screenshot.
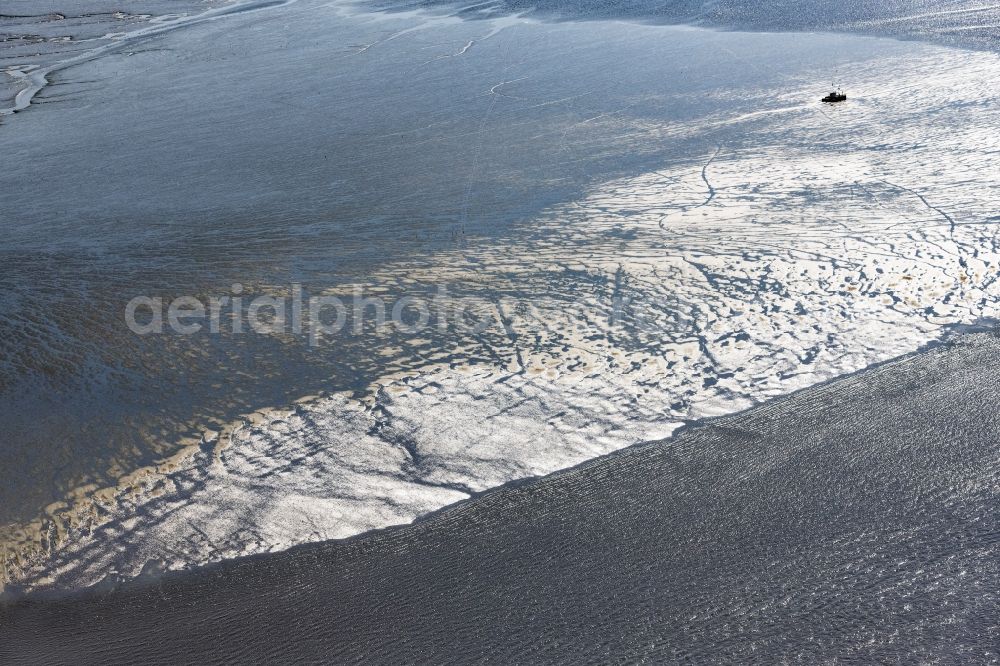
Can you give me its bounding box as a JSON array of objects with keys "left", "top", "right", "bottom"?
[{"left": 3, "top": 329, "right": 998, "bottom": 663}]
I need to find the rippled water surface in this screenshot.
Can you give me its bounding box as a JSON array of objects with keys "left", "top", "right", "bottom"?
[{"left": 2, "top": 0, "right": 1000, "bottom": 592}]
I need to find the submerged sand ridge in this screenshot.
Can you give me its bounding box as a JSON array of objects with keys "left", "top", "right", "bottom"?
[{"left": 0, "top": 0, "right": 255, "bottom": 115}]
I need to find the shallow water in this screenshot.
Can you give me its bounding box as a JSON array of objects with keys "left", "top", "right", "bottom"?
[
  {"left": 2, "top": 0, "right": 1000, "bottom": 592},
  {"left": 6, "top": 331, "right": 999, "bottom": 662},
  {"left": 364, "top": 0, "right": 1000, "bottom": 50}
]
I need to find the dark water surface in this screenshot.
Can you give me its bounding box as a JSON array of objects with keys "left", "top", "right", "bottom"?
[{"left": 2, "top": 331, "right": 997, "bottom": 663}]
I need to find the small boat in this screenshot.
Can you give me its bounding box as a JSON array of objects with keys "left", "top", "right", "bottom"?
[{"left": 822, "top": 90, "right": 847, "bottom": 103}]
